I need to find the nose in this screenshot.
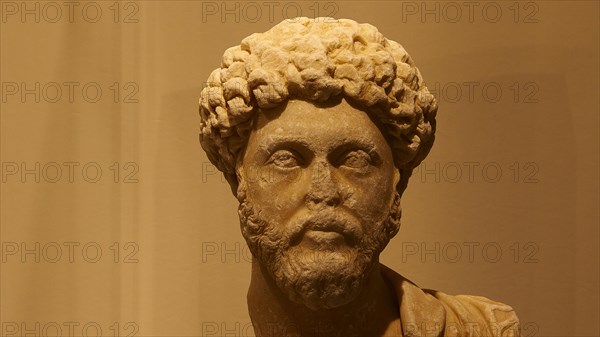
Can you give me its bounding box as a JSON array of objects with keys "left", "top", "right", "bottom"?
[{"left": 305, "top": 161, "right": 342, "bottom": 210}]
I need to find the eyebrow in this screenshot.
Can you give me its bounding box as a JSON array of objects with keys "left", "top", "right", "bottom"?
[
  {"left": 261, "top": 137, "right": 313, "bottom": 154},
  {"left": 332, "top": 139, "right": 377, "bottom": 152},
  {"left": 328, "top": 139, "right": 382, "bottom": 166},
  {"left": 254, "top": 135, "right": 381, "bottom": 163},
  {"left": 252, "top": 136, "right": 313, "bottom": 164}
]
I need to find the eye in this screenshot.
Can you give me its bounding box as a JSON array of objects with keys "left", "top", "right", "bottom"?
[
  {"left": 267, "top": 149, "right": 302, "bottom": 168},
  {"left": 340, "top": 150, "right": 371, "bottom": 169}
]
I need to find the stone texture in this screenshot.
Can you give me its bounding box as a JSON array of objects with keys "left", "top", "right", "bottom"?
[{"left": 198, "top": 17, "right": 519, "bottom": 337}]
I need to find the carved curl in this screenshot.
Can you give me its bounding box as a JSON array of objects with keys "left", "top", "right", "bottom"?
[{"left": 199, "top": 17, "right": 437, "bottom": 196}]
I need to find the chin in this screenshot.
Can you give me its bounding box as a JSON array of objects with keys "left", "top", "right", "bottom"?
[
  {"left": 237, "top": 187, "right": 399, "bottom": 311},
  {"left": 242, "top": 217, "right": 385, "bottom": 310},
  {"left": 270, "top": 245, "right": 375, "bottom": 310}
]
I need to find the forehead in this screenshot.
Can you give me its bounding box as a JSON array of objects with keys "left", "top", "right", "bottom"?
[{"left": 248, "top": 99, "right": 389, "bottom": 151}]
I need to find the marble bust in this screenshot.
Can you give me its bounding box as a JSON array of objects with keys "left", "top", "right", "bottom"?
[{"left": 198, "top": 17, "right": 520, "bottom": 337}]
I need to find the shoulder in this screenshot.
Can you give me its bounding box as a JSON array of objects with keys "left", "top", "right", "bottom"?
[
  {"left": 425, "top": 289, "right": 521, "bottom": 336},
  {"left": 380, "top": 264, "right": 520, "bottom": 337}
]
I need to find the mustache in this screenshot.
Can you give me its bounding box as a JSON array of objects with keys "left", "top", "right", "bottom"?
[{"left": 285, "top": 210, "right": 363, "bottom": 246}]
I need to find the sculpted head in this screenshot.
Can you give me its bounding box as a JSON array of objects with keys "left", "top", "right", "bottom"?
[{"left": 198, "top": 18, "right": 437, "bottom": 310}]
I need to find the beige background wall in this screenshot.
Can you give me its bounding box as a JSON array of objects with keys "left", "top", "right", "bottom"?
[{"left": 1, "top": 1, "right": 598, "bottom": 336}]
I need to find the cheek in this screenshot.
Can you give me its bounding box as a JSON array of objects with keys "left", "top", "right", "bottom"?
[
  {"left": 243, "top": 166, "right": 308, "bottom": 223},
  {"left": 342, "top": 169, "right": 396, "bottom": 223}
]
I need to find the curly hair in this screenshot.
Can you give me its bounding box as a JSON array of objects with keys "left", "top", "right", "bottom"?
[{"left": 199, "top": 17, "right": 437, "bottom": 196}]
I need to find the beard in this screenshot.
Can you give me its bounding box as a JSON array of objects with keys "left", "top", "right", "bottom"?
[{"left": 237, "top": 183, "right": 402, "bottom": 311}]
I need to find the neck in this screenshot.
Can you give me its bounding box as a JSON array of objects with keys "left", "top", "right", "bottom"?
[{"left": 247, "top": 258, "right": 402, "bottom": 337}]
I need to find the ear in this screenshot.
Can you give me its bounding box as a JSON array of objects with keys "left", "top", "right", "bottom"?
[
  {"left": 385, "top": 166, "right": 403, "bottom": 239},
  {"left": 393, "top": 167, "right": 401, "bottom": 190},
  {"left": 233, "top": 163, "right": 246, "bottom": 201},
  {"left": 386, "top": 189, "right": 402, "bottom": 239},
  {"left": 224, "top": 172, "right": 239, "bottom": 198}
]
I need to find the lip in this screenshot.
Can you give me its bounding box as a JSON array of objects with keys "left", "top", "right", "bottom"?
[
  {"left": 303, "top": 229, "right": 346, "bottom": 247},
  {"left": 309, "top": 222, "right": 345, "bottom": 234},
  {"left": 288, "top": 214, "right": 361, "bottom": 247},
  {"left": 305, "top": 229, "right": 344, "bottom": 239}
]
